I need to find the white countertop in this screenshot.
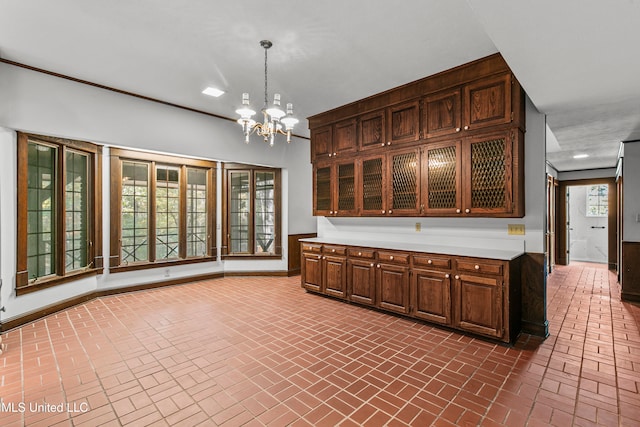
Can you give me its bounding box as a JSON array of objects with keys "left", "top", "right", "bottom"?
[{"left": 300, "top": 237, "right": 524, "bottom": 261}]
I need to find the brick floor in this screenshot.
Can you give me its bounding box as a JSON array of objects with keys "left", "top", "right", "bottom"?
[{"left": 1, "top": 262, "right": 639, "bottom": 426}]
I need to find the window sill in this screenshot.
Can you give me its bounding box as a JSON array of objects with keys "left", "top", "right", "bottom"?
[
  {"left": 222, "top": 254, "right": 282, "bottom": 260},
  {"left": 110, "top": 256, "right": 217, "bottom": 273},
  {"left": 16, "top": 269, "right": 100, "bottom": 296}
]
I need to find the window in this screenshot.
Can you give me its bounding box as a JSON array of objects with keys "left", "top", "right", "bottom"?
[
  {"left": 110, "top": 149, "right": 216, "bottom": 271},
  {"left": 223, "top": 164, "right": 281, "bottom": 258},
  {"left": 16, "top": 133, "right": 102, "bottom": 294},
  {"left": 586, "top": 184, "right": 608, "bottom": 217}
]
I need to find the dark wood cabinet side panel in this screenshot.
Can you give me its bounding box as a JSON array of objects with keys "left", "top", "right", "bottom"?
[{"left": 622, "top": 242, "right": 640, "bottom": 302}]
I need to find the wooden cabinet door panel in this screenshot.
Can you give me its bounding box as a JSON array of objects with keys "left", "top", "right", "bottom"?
[
  {"left": 464, "top": 74, "right": 512, "bottom": 131},
  {"left": 412, "top": 269, "right": 451, "bottom": 325},
  {"left": 377, "top": 263, "right": 410, "bottom": 314},
  {"left": 333, "top": 119, "right": 357, "bottom": 156},
  {"left": 348, "top": 259, "right": 376, "bottom": 306},
  {"left": 302, "top": 253, "right": 323, "bottom": 293},
  {"left": 324, "top": 255, "right": 347, "bottom": 299},
  {"left": 359, "top": 110, "right": 386, "bottom": 151},
  {"left": 424, "top": 88, "right": 462, "bottom": 139},
  {"left": 311, "top": 125, "right": 332, "bottom": 162},
  {"left": 454, "top": 273, "right": 503, "bottom": 338},
  {"left": 387, "top": 100, "right": 420, "bottom": 145}
]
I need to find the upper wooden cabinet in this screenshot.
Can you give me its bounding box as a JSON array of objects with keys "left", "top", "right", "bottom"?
[
  {"left": 311, "top": 119, "right": 357, "bottom": 162},
  {"left": 313, "top": 159, "right": 358, "bottom": 217},
  {"left": 308, "top": 53, "right": 525, "bottom": 218}
]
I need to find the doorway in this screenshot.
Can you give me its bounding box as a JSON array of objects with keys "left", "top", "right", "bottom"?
[
  {"left": 555, "top": 177, "right": 617, "bottom": 270},
  {"left": 567, "top": 185, "right": 608, "bottom": 264}
]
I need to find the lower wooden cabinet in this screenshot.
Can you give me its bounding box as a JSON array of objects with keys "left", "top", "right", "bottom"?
[
  {"left": 323, "top": 254, "right": 347, "bottom": 299},
  {"left": 454, "top": 273, "right": 503, "bottom": 338},
  {"left": 347, "top": 258, "right": 376, "bottom": 306},
  {"left": 412, "top": 268, "right": 452, "bottom": 326},
  {"left": 301, "top": 242, "right": 521, "bottom": 343},
  {"left": 377, "top": 262, "right": 410, "bottom": 314}
]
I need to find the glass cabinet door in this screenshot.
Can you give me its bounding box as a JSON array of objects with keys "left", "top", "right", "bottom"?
[
  {"left": 360, "top": 156, "right": 385, "bottom": 216},
  {"left": 464, "top": 131, "right": 513, "bottom": 215},
  {"left": 423, "top": 141, "right": 462, "bottom": 215},
  {"left": 389, "top": 148, "right": 420, "bottom": 215},
  {"left": 314, "top": 165, "right": 332, "bottom": 216},
  {"left": 336, "top": 161, "right": 356, "bottom": 216}
]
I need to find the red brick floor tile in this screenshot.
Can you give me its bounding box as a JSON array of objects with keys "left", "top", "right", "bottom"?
[{"left": 1, "top": 265, "right": 638, "bottom": 425}]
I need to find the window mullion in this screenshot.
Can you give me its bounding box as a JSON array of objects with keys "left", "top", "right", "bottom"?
[
  {"left": 149, "top": 161, "right": 157, "bottom": 263},
  {"left": 57, "top": 147, "right": 67, "bottom": 277},
  {"left": 179, "top": 165, "right": 187, "bottom": 259},
  {"left": 249, "top": 170, "right": 255, "bottom": 254}
]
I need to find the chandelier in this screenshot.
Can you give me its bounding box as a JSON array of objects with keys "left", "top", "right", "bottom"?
[{"left": 236, "top": 40, "right": 299, "bottom": 146}]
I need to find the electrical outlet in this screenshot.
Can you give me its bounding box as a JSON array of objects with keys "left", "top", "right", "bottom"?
[
  {"left": 415, "top": 222, "right": 421, "bottom": 232},
  {"left": 508, "top": 224, "right": 525, "bottom": 235},
  {"left": 164, "top": 269, "right": 170, "bottom": 278}
]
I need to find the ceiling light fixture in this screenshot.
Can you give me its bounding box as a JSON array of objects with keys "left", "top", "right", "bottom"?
[
  {"left": 573, "top": 154, "right": 589, "bottom": 159},
  {"left": 236, "top": 40, "right": 298, "bottom": 146},
  {"left": 202, "top": 87, "right": 225, "bottom": 97}
]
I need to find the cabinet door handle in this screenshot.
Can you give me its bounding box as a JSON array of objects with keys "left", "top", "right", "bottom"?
[
  {"left": 465, "top": 208, "right": 470, "bottom": 214},
  {"left": 390, "top": 256, "right": 394, "bottom": 260},
  {"left": 464, "top": 125, "right": 469, "bottom": 130},
  {"left": 428, "top": 259, "right": 432, "bottom": 264},
  {"left": 381, "top": 142, "right": 386, "bottom": 147},
  {"left": 334, "top": 211, "right": 338, "bottom": 215},
  {"left": 370, "top": 263, "right": 374, "bottom": 267},
  {"left": 388, "top": 210, "right": 393, "bottom": 214},
  {"left": 323, "top": 256, "right": 326, "bottom": 260},
  {"left": 387, "top": 141, "right": 391, "bottom": 146},
  {"left": 333, "top": 152, "right": 337, "bottom": 156},
  {"left": 455, "top": 127, "right": 461, "bottom": 132},
  {"left": 332, "top": 249, "right": 336, "bottom": 253},
  {"left": 456, "top": 209, "right": 461, "bottom": 214},
  {"left": 358, "top": 252, "right": 362, "bottom": 256},
  {"left": 455, "top": 275, "right": 460, "bottom": 280},
  {"left": 475, "top": 265, "right": 480, "bottom": 270},
  {"left": 377, "top": 264, "right": 381, "bottom": 268},
  {"left": 445, "top": 274, "right": 450, "bottom": 278},
  {"left": 328, "top": 153, "right": 332, "bottom": 157},
  {"left": 382, "top": 210, "right": 386, "bottom": 214}
]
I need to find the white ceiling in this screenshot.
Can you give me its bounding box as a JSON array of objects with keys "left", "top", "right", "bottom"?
[{"left": 1, "top": 0, "right": 639, "bottom": 171}]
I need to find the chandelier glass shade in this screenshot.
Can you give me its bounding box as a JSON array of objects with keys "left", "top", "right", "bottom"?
[{"left": 236, "top": 40, "right": 299, "bottom": 146}]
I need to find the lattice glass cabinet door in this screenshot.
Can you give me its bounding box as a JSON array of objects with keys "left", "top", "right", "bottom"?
[
  {"left": 423, "top": 141, "right": 461, "bottom": 214},
  {"left": 361, "top": 156, "right": 384, "bottom": 215},
  {"left": 337, "top": 161, "right": 356, "bottom": 215},
  {"left": 390, "top": 149, "right": 419, "bottom": 215},
  {"left": 314, "top": 165, "right": 332, "bottom": 215}
]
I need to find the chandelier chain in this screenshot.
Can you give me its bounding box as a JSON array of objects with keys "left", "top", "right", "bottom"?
[{"left": 264, "top": 46, "right": 268, "bottom": 107}]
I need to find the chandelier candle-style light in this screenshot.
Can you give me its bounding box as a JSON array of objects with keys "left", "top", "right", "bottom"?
[{"left": 236, "top": 40, "right": 298, "bottom": 146}]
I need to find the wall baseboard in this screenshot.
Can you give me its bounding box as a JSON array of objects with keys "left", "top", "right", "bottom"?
[{"left": 0, "top": 270, "right": 293, "bottom": 333}]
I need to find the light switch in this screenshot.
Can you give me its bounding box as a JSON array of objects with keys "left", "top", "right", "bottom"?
[{"left": 508, "top": 224, "right": 525, "bottom": 235}]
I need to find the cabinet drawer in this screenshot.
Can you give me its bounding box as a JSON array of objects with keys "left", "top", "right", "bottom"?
[
  {"left": 302, "top": 243, "right": 322, "bottom": 253},
  {"left": 323, "top": 245, "right": 347, "bottom": 255},
  {"left": 348, "top": 248, "right": 376, "bottom": 259},
  {"left": 413, "top": 255, "right": 451, "bottom": 269},
  {"left": 456, "top": 260, "right": 503, "bottom": 276},
  {"left": 378, "top": 251, "right": 409, "bottom": 264}
]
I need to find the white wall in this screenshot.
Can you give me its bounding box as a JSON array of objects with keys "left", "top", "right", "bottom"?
[
  {"left": 317, "top": 96, "right": 547, "bottom": 254},
  {"left": 558, "top": 168, "right": 616, "bottom": 181},
  {"left": 623, "top": 142, "right": 640, "bottom": 241},
  {"left": 0, "top": 63, "right": 315, "bottom": 323}
]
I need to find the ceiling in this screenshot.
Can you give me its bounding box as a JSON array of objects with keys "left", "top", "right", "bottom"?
[{"left": 1, "top": 0, "right": 639, "bottom": 172}]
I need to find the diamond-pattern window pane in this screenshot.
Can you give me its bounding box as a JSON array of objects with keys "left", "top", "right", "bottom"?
[
  {"left": 470, "top": 138, "right": 506, "bottom": 209},
  {"left": 362, "top": 158, "right": 383, "bottom": 211},
  {"left": 428, "top": 146, "right": 457, "bottom": 209},
  {"left": 315, "top": 167, "right": 331, "bottom": 211},
  {"left": 338, "top": 163, "right": 355, "bottom": 211},
  {"left": 392, "top": 152, "right": 417, "bottom": 210}
]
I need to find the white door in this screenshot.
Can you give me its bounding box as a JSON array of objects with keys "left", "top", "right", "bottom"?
[{"left": 568, "top": 185, "right": 608, "bottom": 264}]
